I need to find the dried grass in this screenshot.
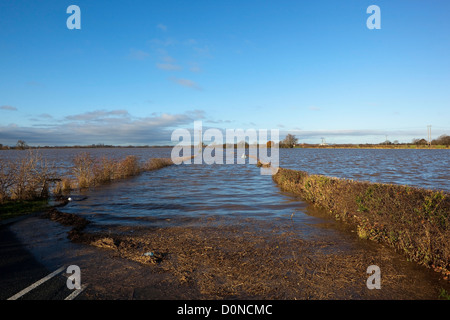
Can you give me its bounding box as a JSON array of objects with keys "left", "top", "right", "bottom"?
[
  {"left": 44, "top": 207, "right": 449, "bottom": 299},
  {"left": 142, "top": 158, "right": 173, "bottom": 171},
  {"left": 0, "top": 151, "right": 56, "bottom": 202},
  {"left": 1, "top": 152, "right": 174, "bottom": 203},
  {"left": 273, "top": 168, "right": 450, "bottom": 277},
  {"left": 71, "top": 153, "right": 173, "bottom": 190}
]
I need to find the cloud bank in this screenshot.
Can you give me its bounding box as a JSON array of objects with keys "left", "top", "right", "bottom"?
[
  {"left": 1, "top": 105, "right": 18, "bottom": 111},
  {"left": 0, "top": 109, "right": 206, "bottom": 146},
  {"left": 1, "top": 107, "right": 444, "bottom": 146}
]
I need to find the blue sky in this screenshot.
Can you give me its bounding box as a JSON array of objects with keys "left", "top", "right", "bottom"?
[{"left": 1, "top": 0, "right": 449, "bottom": 146}]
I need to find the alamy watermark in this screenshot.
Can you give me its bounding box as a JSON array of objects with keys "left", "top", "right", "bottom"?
[
  {"left": 66, "top": 5, "right": 381, "bottom": 31},
  {"left": 171, "top": 121, "right": 279, "bottom": 175},
  {"left": 66, "top": 265, "right": 81, "bottom": 290},
  {"left": 66, "top": 5, "right": 81, "bottom": 30},
  {"left": 367, "top": 5, "right": 381, "bottom": 30},
  {"left": 366, "top": 265, "right": 381, "bottom": 289}
]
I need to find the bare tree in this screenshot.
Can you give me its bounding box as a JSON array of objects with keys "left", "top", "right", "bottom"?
[
  {"left": 16, "top": 140, "right": 28, "bottom": 150},
  {"left": 281, "top": 134, "right": 298, "bottom": 148}
]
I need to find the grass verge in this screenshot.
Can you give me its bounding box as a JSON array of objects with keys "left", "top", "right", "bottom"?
[
  {"left": 0, "top": 199, "right": 49, "bottom": 221},
  {"left": 273, "top": 168, "right": 450, "bottom": 278}
]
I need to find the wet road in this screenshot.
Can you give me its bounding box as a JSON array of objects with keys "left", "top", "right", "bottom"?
[{"left": 0, "top": 222, "right": 80, "bottom": 300}]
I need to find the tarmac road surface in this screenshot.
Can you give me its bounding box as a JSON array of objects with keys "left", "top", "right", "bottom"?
[{"left": 0, "top": 217, "right": 87, "bottom": 300}]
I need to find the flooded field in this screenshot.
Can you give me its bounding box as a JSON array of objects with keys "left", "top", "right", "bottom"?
[
  {"left": 1, "top": 147, "right": 449, "bottom": 190},
  {"left": 281, "top": 148, "right": 450, "bottom": 192},
  {"left": 1, "top": 147, "right": 449, "bottom": 230}
]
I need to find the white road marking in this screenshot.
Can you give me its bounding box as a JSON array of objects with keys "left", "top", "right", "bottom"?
[
  {"left": 64, "top": 284, "right": 88, "bottom": 300},
  {"left": 7, "top": 266, "right": 66, "bottom": 300}
]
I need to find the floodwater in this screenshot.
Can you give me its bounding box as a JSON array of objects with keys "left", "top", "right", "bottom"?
[
  {"left": 58, "top": 156, "right": 318, "bottom": 234},
  {"left": 2, "top": 147, "right": 449, "bottom": 190},
  {"left": 280, "top": 148, "right": 450, "bottom": 192},
  {"left": 1, "top": 147, "right": 449, "bottom": 231}
]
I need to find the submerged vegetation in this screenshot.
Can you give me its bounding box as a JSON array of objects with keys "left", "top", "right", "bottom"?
[
  {"left": 0, "top": 151, "right": 54, "bottom": 203},
  {"left": 0, "top": 150, "right": 173, "bottom": 220},
  {"left": 0, "top": 151, "right": 55, "bottom": 220},
  {"left": 273, "top": 168, "right": 450, "bottom": 277},
  {"left": 56, "top": 152, "right": 173, "bottom": 192}
]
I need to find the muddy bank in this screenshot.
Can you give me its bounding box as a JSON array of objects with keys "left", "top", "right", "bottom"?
[{"left": 41, "top": 207, "right": 450, "bottom": 300}]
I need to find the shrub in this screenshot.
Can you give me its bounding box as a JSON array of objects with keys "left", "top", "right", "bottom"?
[
  {"left": 73, "top": 152, "right": 95, "bottom": 188},
  {"left": 273, "top": 168, "right": 450, "bottom": 275},
  {"left": 143, "top": 158, "right": 173, "bottom": 171},
  {"left": 117, "top": 155, "right": 141, "bottom": 178},
  {"left": 0, "top": 151, "right": 55, "bottom": 202},
  {"left": 70, "top": 154, "right": 174, "bottom": 189},
  {"left": 0, "top": 152, "right": 175, "bottom": 202}
]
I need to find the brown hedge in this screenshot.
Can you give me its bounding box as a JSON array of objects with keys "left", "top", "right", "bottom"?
[{"left": 273, "top": 168, "right": 450, "bottom": 276}]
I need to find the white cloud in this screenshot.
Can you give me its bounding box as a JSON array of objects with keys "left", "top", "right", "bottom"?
[
  {"left": 193, "top": 45, "right": 212, "bottom": 58},
  {"left": 169, "top": 77, "right": 202, "bottom": 90},
  {"left": 283, "top": 128, "right": 437, "bottom": 138},
  {"left": 157, "top": 24, "right": 167, "bottom": 31},
  {"left": 189, "top": 62, "right": 202, "bottom": 73},
  {"left": 148, "top": 38, "right": 177, "bottom": 47},
  {"left": 156, "top": 63, "right": 182, "bottom": 71},
  {"left": 65, "top": 110, "right": 129, "bottom": 122},
  {"left": 38, "top": 113, "right": 53, "bottom": 119},
  {"left": 0, "top": 110, "right": 207, "bottom": 146},
  {"left": 128, "top": 49, "right": 149, "bottom": 60},
  {"left": 161, "top": 55, "right": 175, "bottom": 63},
  {"left": 0, "top": 105, "right": 18, "bottom": 111}
]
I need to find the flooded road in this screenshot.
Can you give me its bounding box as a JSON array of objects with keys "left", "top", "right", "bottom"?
[
  {"left": 23, "top": 147, "right": 445, "bottom": 232},
  {"left": 2, "top": 147, "right": 449, "bottom": 191},
  {"left": 1, "top": 147, "right": 449, "bottom": 299},
  {"left": 63, "top": 158, "right": 320, "bottom": 233}
]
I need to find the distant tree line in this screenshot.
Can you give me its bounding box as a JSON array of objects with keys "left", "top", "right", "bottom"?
[
  {"left": 411, "top": 134, "right": 450, "bottom": 146},
  {"left": 0, "top": 140, "right": 29, "bottom": 150},
  {"left": 1, "top": 134, "right": 449, "bottom": 150},
  {"left": 0, "top": 140, "right": 171, "bottom": 150}
]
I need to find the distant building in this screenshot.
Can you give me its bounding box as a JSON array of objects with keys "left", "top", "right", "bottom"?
[{"left": 319, "top": 138, "right": 327, "bottom": 146}]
